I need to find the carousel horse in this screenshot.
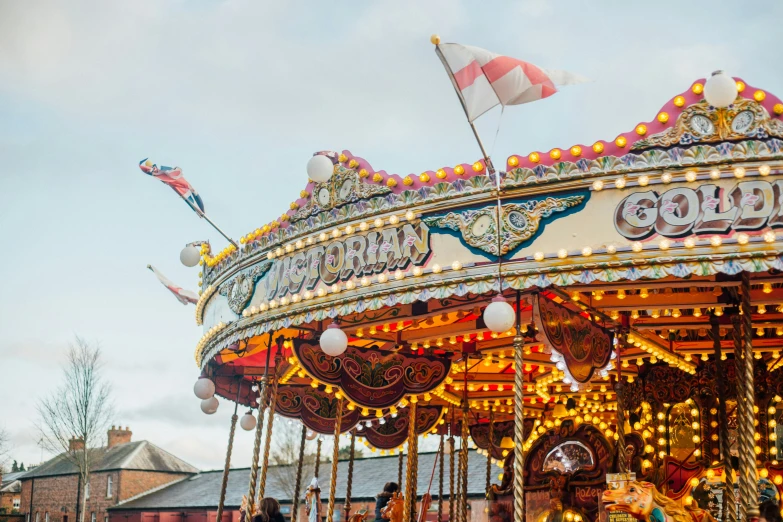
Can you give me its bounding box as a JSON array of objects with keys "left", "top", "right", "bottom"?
[
  {"left": 347, "top": 512, "right": 370, "bottom": 522},
  {"left": 381, "top": 492, "right": 405, "bottom": 522},
  {"left": 602, "top": 480, "right": 717, "bottom": 522},
  {"left": 305, "top": 477, "right": 322, "bottom": 522}
]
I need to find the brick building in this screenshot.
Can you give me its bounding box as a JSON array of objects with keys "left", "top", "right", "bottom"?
[
  {"left": 20, "top": 428, "right": 197, "bottom": 522},
  {"left": 1, "top": 471, "right": 25, "bottom": 513}
]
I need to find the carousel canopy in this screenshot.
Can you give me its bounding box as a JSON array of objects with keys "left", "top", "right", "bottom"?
[{"left": 191, "top": 77, "right": 783, "bottom": 455}]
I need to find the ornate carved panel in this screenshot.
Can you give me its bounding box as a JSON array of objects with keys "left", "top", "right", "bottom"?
[
  {"left": 218, "top": 261, "right": 273, "bottom": 314},
  {"left": 533, "top": 294, "right": 613, "bottom": 387},
  {"left": 632, "top": 98, "right": 783, "bottom": 151},
  {"left": 292, "top": 340, "right": 451, "bottom": 409},
  {"left": 422, "top": 195, "right": 585, "bottom": 256},
  {"left": 361, "top": 405, "right": 443, "bottom": 449},
  {"left": 275, "top": 384, "right": 361, "bottom": 434}
]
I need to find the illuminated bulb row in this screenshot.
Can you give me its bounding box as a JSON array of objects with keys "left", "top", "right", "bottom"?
[
  {"left": 266, "top": 212, "right": 418, "bottom": 260},
  {"left": 628, "top": 334, "right": 696, "bottom": 374},
  {"left": 195, "top": 285, "right": 217, "bottom": 325},
  {"left": 196, "top": 321, "right": 228, "bottom": 354},
  {"left": 591, "top": 165, "right": 773, "bottom": 192}
]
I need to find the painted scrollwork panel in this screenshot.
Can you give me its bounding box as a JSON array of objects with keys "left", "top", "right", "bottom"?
[
  {"left": 218, "top": 261, "right": 273, "bottom": 314},
  {"left": 292, "top": 168, "right": 391, "bottom": 223},
  {"left": 422, "top": 195, "right": 586, "bottom": 256},
  {"left": 275, "top": 384, "right": 361, "bottom": 434},
  {"left": 293, "top": 340, "right": 451, "bottom": 409},
  {"left": 632, "top": 99, "right": 783, "bottom": 151},
  {"left": 533, "top": 294, "right": 613, "bottom": 386},
  {"left": 362, "top": 405, "right": 443, "bottom": 449},
  {"left": 641, "top": 365, "right": 694, "bottom": 406}
]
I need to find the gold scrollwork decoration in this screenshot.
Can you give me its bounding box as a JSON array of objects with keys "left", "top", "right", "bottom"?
[
  {"left": 422, "top": 196, "right": 585, "bottom": 256},
  {"left": 292, "top": 168, "right": 392, "bottom": 222},
  {"left": 632, "top": 98, "right": 783, "bottom": 150}
]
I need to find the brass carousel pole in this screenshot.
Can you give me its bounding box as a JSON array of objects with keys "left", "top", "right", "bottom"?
[
  {"left": 258, "top": 345, "right": 282, "bottom": 500},
  {"left": 459, "top": 354, "right": 470, "bottom": 522},
  {"left": 216, "top": 381, "right": 242, "bottom": 522},
  {"left": 486, "top": 409, "right": 494, "bottom": 494},
  {"left": 459, "top": 406, "right": 469, "bottom": 522},
  {"left": 513, "top": 291, "right": 525, "bottom": 522},
  {"left": 448, "top": 419, "right": 455, "bottom": 521},
  {"left": 344, "top": 430, "right": 356, "bottom": 519},
  {"left": 737, "top": 273, "right": 759, "bottom": 522},
  {"left": 291, "top": 424, "right": 308, "bottom": 522},
  {"left": 403, "top": 400, "right": 419, "bottom": 522},
  {"left": 710, "top": 313, "right": 737, "bottom": 522},
  {"left": 398, "top": 450, "right": 404, "bottom": 487},
  {"left": 615, "top": 334, "right": 627, "bottom": 473},
  {"left": 438, "top": 433, "right": 445, "bottom": 522},
  {"left": 326, "top": 398, "right": 344, "bottom": 522},
  {"left": 314, "top": 437, "right": 322, "bottom": 479},
  {"left": 244, "top": 333, "right": 274, "bottom": 522}
]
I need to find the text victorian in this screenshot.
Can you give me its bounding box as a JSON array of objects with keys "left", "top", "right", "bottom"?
[{"left": 262, "top": 222, "right": 431, "bottom": 300}]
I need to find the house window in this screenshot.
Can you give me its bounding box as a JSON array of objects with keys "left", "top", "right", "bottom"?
[
  {"left": 91, "top": 513, "right": 96, "bottom": 522},
  {"left": 45, "top": 513, "right": 49, "bottom": 522},
  {"left": 85, "top": 483, "right": 90, "bottom": 499},
  {"left": 104, "top": 516, "right": 109, "bottom": 522},
  {"left": 13, "top": 498, "right": 20, "bottom": 509},
  {"left": 35, "top": 513, "right": 39, "bottom": 522},
  {"left": 106, "top": 476, "right": 113, "bottom": 498}
]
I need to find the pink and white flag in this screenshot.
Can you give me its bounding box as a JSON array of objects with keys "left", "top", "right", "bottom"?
[
  {"left": 436, "top": 43, "right": 589, "bottom": 121},
  {"left": 147, "top": 265, "right": 199, "bottom": 305}
]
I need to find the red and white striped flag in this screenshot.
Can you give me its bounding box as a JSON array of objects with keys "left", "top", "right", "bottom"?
[
  {"left": 147, "top": 265, "right": 199, "bottom": 305},
  {"left": 436, "top": 43, "right": 589, "bottom": 121}
]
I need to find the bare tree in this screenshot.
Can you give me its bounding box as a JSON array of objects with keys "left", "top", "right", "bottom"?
[
  {"left": 36, "top": 337, "right": 114, "bottom": 522},
  {"left": 268, "top": 418, "right": 317, "bottom": 500},
  {"left": 0, "top": 427, "right": 10, "bottom": 473}
]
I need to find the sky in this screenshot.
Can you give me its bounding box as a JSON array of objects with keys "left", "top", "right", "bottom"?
[{"left": 2, "top": 0, "right": 783, "bottom": 471}]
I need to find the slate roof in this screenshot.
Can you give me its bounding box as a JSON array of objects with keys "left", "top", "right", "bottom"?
[
  {"left": 1, "top": 471, "right": 25, "bottom": 493},
  {"left": 111, "top": 450, "right": 498, "bottom": 510},
  {"left": 21, "top": 441, "right": 198, "bottom": 479}
]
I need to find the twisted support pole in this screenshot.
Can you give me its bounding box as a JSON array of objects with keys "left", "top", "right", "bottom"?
[
  {"left": 738, "top": 273, "right": 759, "bottom": 522},
  {"left": 217, "top": 383, "right": 241, "bottom": 522},
  {"left": 486, "top": 409, "right": 494, "bottom": 494},
  {"left": 326, "top": 398, "right": 344, "bottom": 522},
  {"left": 438, "top": 433, "right": 444, "bottom": 522},
  {"left": 344, "top": 430, "right": 356, "bottom": 519},
  {"left": 513, "top": 292, "right": 525, "bottom": 522},
  {"left": 398, "top": 449, "right": 404, "bottom": 487},
  {"left": 448, "top": 432, "right": 455, "bottom": 522},
  {"left": 403, "top": 400, "right": 419, "bottom": 522},
  {"left": 314, "top": 437, "right": 322, "bottom": 479},
  {"left": 459, "top": 409, "right": 469, "bottom": 522},
  {"left": 711, "top": 313, "right": 737, "bottom": 522},
  {"left": 291, "top": 424, "right": 308, "bottom": 522},
  {"left": 615, "top": 334, "right": 627, "bottom": 474},
  {"left": 258, "top": 348, "right": 282, "bottom": 500},
  {"left": 245, "top": 337, "right": 274, "bottom": 522}
]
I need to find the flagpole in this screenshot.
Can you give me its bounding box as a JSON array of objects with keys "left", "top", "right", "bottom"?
[
  {"left": 176, "top": 193, "right": 238, "bottom": 248},
  {"left": 197, "top": 209, "right": 239, "bottom": 248},
  {"left": 433, "top": 39, "right": 496, "bottom": 176},
  {"left": 433, "top": 35, "right": 504, "bottom": 281}
]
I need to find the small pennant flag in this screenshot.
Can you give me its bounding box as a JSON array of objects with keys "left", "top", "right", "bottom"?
[
  {"left": 147, "top": 265, "right": 199, "bottom": 305},
  {"left": 435, "top": 43, "right": 589, "bottom": 121},
  {"left": 139, "top": 158, "right": 205, "bottom": 214}
]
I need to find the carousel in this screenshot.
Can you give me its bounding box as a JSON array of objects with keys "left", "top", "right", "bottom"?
[{"left": 184, "top": 70, "right": 783, "bottom": 522}]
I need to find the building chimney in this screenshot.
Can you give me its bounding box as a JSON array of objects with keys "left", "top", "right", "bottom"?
[
  {"left": 69, "top": 437, "right": 85, "bottom": 452},
  {"left": 107, "top": 426, "right": 132, "bottom": 448}
]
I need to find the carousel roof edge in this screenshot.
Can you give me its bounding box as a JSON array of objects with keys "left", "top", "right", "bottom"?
[{"left": 195, "top": 76, "right": 783, "bottom": 312}]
